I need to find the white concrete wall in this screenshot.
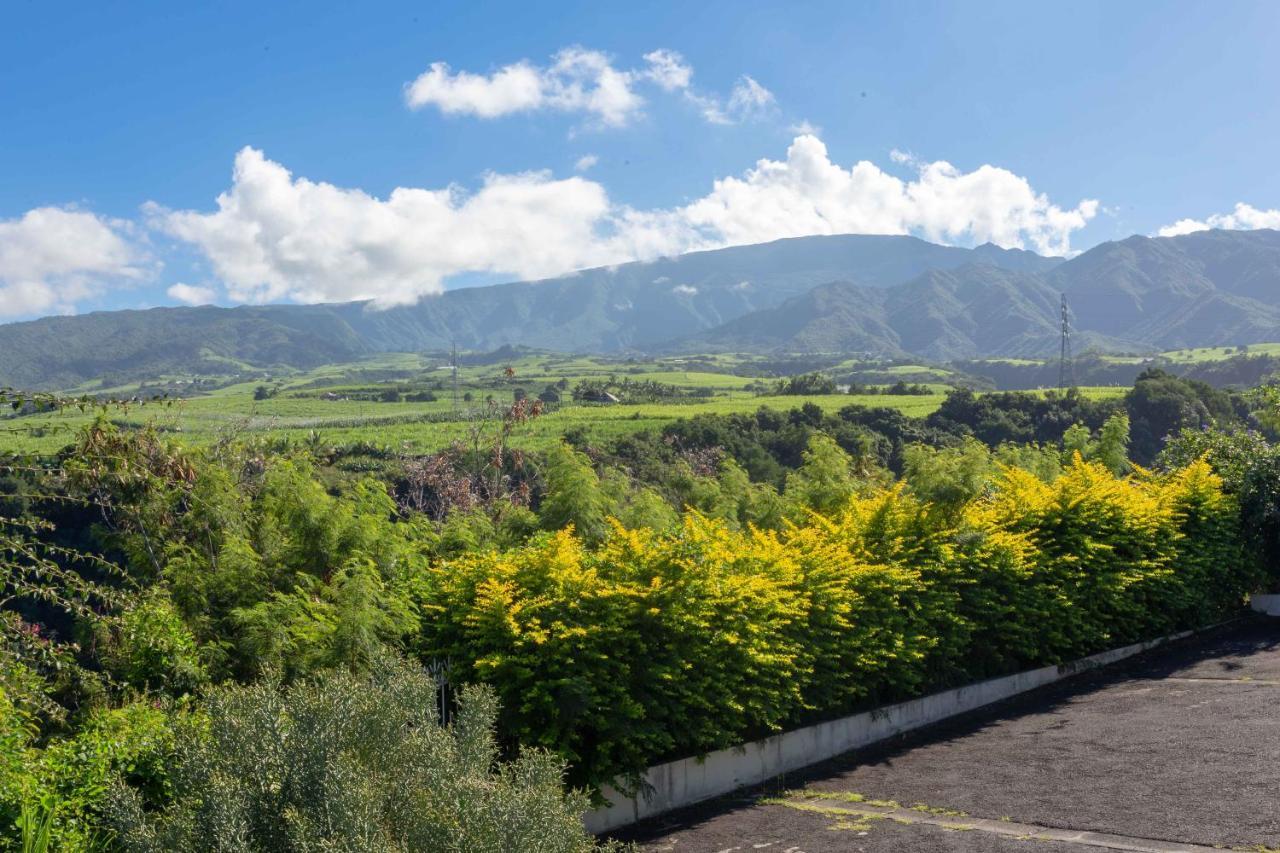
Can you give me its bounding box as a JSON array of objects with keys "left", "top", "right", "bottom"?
[
  {"left": 585, "top": 630, "right": 1193, "bottom": 834},
  {"left": 1251, "top": 594, "right": 1280, "bottom": 616}
]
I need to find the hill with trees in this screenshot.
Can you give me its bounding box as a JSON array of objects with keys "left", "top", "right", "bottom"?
[{"left": 5, "top": 229, "right": 1280, "bottom": 390}]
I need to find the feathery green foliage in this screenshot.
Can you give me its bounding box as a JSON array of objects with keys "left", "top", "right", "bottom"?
[{"left": 107, "top": 657, "right": 615, "bottom": 852}]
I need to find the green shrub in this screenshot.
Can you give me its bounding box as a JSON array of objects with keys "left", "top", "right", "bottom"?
[
  {"left": 98, "top": 590, "right": 207, "bottom": 695},
  {"left": 0, "top": 678, "right": 173, "bottom": 852},
  {"left": 106, "top": 657, "right": 613, "bottom": 853},
  {"left": 415, "top": 457, "right": 1250, "bottom": 789},
  {"left": 1159, "top": 427, "right": 1280, "bottom": 591}
]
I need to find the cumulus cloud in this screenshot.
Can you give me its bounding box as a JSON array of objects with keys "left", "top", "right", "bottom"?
[
  {"left": 406, "top": 47, "right": 644, "bottom": 127},
  {"left": 1157, "top": 202, "right": 1280, "bottom": 237},
  {"left": 574, "top": 154, "right": 599, "bottom": 172},
  {"left": 406, "top": 47, "right": 771, "bottom": 128},
  {"left": 167, "top": 283, "right": 217, "bottom": 305},
  {"left": 148, "top": 146, "right": 614, "bottom": 306},
  {"left": 403, "top": 61, "right": 544, "bottom": 119},
  {"left": 642, "top": 135, "right": 1097, "bottom": 257},
  {"left": 0, "top": 206, "right": 146, "bottom": 318},
  {"left": 156, "top": 136, "right": 1097, "bottom": 308}
]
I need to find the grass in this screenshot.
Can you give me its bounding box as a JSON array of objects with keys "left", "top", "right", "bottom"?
[
  {"left": 0, "top": 391, "right": 942, "bottom": 456},
  {"left": 1154, "top": 343, "right": 1280, "bottom": 363},
  {"left": 0, "top": 351, "right": 1125, "bottom": 456}
]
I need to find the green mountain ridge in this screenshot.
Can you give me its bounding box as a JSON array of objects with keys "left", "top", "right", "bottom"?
[
  {"left": 0, "top": 234, "right": 1058, "bottom": 389},
  {"left": 675, "top": 228, "right": 1280, "bottom": 359},
  {"left": 3, "top": 229, "right": 1280, "bottom": 389}
]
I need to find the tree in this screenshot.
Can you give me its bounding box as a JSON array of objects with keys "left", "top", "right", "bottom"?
[
  {"left": 775, "top": 373, "right": 837, "bottom": 396},
  {"left": 1061, "top": 423, "right": 1094, "bottom": 462},
  {"left": 784, "top": 433, "right": 867, "bottom": 516},
  {"left": 1094, "top": 412, "right": 1131, "bottom": 475},
  {"left": 538, "top": 443, "right": 611, "bottom": 543},
  {"left": 1125, "top": 369, "right": 1229, "bottom": 464},
  {"left": 901, "top": 438, "right": 995, "bottom": 510}
]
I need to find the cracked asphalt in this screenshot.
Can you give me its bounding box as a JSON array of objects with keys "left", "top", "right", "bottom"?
[{"left": 612, "top": 619, "right": 1280, "bottom": 852}]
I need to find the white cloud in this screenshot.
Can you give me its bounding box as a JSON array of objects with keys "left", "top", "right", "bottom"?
[
  {"left": 639, "top": 135, "right": 1097, "bottom": 257},
  {"left": 157, "top": 136, "right": 1097, "bottom": 308},
  {"left": 671, "top": 284, "right": 698, "bottom": 296},
  {"left": 642, "top": 49, "right": 692, "bottom": 91},
  {"left": 788, "top": 120, "right": 821, "bottom": 136},
  {"left": 682, "top": 76, "right": 776, "bottom": 125},
  {"left": 574, "top": 154, "right": 599, "bottom": 172},
  {"left": 406, "top": 47, "right": 772, "bottom": 128},
  {"left": 0, "top": 206, "right": 146, "bottom": 318},
  {"left": 1157, "top": 202, "right": 1280, "bottom": 237},
  {"left": 149, "top": 146, "right": 614, "bottom": 306},
  {"left": 727, "top": 76, "right": 774, "bottom": 116},
  {"left": 406, "top": 47, "right": 644, "bottom": 128},
  {"left": 167, "top": 282, "right": 217, "bottom": 305},
  {"left": 403, "top": 61, "right": 544, "bottom": 119},
  {"left": 638, "top": 48, "right": 774, "bottom": 125}
]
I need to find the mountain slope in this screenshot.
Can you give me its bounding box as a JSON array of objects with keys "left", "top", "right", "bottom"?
[
  {"left": 6, "top": 228, "right": 1280, "bottom": 389},
  {"left": 1051, "top": 228, "right": 1280, "bottom": 348},
  {"left": 678, "top": 228, "right": 1280, "bottom": 358},
  {"left": 678, "top": 265, "right": 1068, "bottom": 360},
  {"left": 0, "top": 234, "right": 1058, "bottom": 389}
]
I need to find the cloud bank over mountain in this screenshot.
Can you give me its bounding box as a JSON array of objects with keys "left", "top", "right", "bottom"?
[
  {"left": 145, "top": 135, "right": 1098, "bottom": 308},
  {"left": 1159, "top": 202, "right": 1280, "bottom": 237}
]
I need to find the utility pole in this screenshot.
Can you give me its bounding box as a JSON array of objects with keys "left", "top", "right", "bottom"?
[
  {"left": 1058, "top": 293, "right": 1076, "bottom": 391},
  {"left": 451, "top": 339, "right": 459, "bottom": 412}
]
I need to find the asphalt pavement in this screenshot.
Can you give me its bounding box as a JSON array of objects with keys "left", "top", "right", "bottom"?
[{"left": 615, "top": 619, "right": 1280, "bottom": 852}]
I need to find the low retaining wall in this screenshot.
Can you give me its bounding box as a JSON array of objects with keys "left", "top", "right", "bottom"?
[
  {"left": 1252, "top": 594, "right": 1280, "bottom": 616},
  {"left": 586, "top": 629, "right": 1195, "bottom": 834}
]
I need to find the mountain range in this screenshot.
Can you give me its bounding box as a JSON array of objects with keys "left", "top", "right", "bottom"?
[{"left": 2, "top": 229, "right": 1280, "bottom": 389}]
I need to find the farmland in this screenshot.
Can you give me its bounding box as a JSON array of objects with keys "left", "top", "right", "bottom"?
[{"left": 0, "top": 351, "right": 1127, "bottom": 456}]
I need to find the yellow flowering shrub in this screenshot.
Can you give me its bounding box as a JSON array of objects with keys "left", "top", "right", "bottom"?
[{"left": 412, "top": 456, "right": 1251, "bottom": 789}]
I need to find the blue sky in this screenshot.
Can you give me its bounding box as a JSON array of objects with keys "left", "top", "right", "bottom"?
[{"left": 1, "top": 0, "right": 1278, "bottom": 320}]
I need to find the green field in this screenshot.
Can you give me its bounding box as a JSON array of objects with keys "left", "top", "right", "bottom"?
[
  {"left": 1153, "top": 343, "right": 1280, "bottom": 363},
  {"left": 0, "top": 352, "right": 1128, "bottom": 456}
]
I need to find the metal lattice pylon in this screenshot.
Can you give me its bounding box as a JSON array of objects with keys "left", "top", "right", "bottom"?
[{"left": 1058, "top": 293, "right": 1076, "bottom": 390}]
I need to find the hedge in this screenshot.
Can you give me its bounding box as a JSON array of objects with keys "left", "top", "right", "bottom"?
[{"left": 413, "top": 457, "right": 1254, "bottom": 789}]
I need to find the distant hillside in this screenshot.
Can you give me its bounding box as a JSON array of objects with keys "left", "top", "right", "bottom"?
[
  {"left": 0, "top": 234, "right": 1056, "bottom": 389},
  {"left": 6, "top": 228, "right": 1280, "bottom": 391},
  {"left": 676, "top": 265, "right": 1110, "bottom": 360},
  {"left": 1053, "top": 228, "right": 1280, "bottom": 348},
  {"left": 676, "top": 229, "right": 1280, "bottom": 359}
]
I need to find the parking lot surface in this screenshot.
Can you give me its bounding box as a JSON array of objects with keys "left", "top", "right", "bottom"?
[{"left": 619, "top": 620, "right": 1280, "bottom": 852}]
